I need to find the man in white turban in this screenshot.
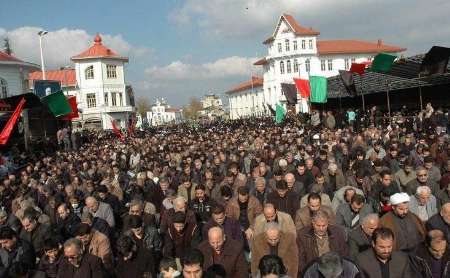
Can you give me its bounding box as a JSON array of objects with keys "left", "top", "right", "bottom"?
[{"left": 379, "top": 192, "right": 426, "bottom": 252}]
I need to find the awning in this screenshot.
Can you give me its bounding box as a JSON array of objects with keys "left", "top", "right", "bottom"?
[{"left": 327, "top": 54, "right": 450, "bottom": 98}]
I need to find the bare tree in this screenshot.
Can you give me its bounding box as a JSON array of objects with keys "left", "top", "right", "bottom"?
[
  {"left": 3, "top": 37, "right": 13, "bottom": 55},
  {"left": 183, "top": 97, "right": 203, "bottom": 120},
  {"left": 135, "top": 96, "right": 151, "bottom": 117}
]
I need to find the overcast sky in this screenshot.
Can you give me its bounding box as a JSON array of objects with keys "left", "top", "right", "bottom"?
[{"left": 1, "top": 0, "right": 449, "bottom": 107}]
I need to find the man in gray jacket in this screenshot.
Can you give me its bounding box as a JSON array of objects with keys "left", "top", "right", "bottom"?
[
  {"left": 83, "top": 196, "right": 115, "bottom": 228},
  {"left": 409, "top": 185, "right": 438, "bottom": 222},
  {"left": 336, "top": 194, "right": 373, "bottom": 236}
]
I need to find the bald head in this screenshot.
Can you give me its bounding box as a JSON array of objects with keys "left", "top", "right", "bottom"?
[
  {"left": 85, "top": 196, "right": 98, "bottom": 213},
  {"left": 440, "top": 203, "right": 450, "bottom": 225},
  {"left": 263, "top": 203, "right": 277, "bottom": 222},
  {"left": 208, "top": 227, "right": 225, "bottom": 254},
  {"left": 173, "top": 197, "right": 187, "bottom": 212},
  {"left": 265, "top": 222, "right": 281, "bottom": 247}
]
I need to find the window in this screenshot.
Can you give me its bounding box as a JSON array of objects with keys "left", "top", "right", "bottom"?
[
  {"left": 305, "top": 59, "right": 311, "bottom": 73},
  {"left": 345, "top": 59, "right": 350, "bottom": 70},
  {"left": 285, "top": 39, "right": 290, "bottom": 51},
  {"left": 321, "top": 60, "right": 326, "bottom": 71},
  {"left": 85, "top": 65, "right": 94, "bottom": 80},
  {"left": 86, "top": 93, "right": 96, "bottom": 108},
  {"left": 278, "top": 43, "right": 282, "bottom": 53},
  {"left": 111, "top": 92, "right": 117, "bottom": 106},
  {"left": 279, "top": 61, "right": 285, "bottom": 74},
  {"left": 293, "top": 40, "right": 298, "bottom": 50},
  {"left": 118, "top": 93, "right": 123, "bottom": 106},
  {"left": 0, "top": 78, "right": 7, "bottom": 99},
  {"left": 286, "top": 60, "right": 291, "bottom": 73},
  {"left": 327, "top": 59, "right": 333, "bottom": 71},
  {"left": 104, "top": 93, "right": 109, "bottom": 106},
  {"left": 106, "top": 65, "right": 117, "bottom": 78},
  {"left": 351, "top": 58, "right": 356, "bottom": 63},
  {"left": 293, "top": 59, "right": 299, "bottom": 72},
  {"left": 301, "top": 40, "right": 306, "bottom": 49},
  {"left": 309, "top": 39, "right": 313, "bottom": 49}
]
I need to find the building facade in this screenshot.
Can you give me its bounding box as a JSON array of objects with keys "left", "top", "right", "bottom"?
[
  {"left": 0, "top": 51, "right": 40, "bottom": 98},
  {"left": 226, "top": 76, "right": 264, "bottom": 119},
  {"left": 146, "top": 98, "right": 182, "bottom": 126},
  {"left": 29, "top": 34, "right": 135, "bottom": 130},
  {"left": 200, "top": 94, "right": 225, "bottom": 118},
  {"left": 233, "top": 13, "right": 406, "bottom": 114}
]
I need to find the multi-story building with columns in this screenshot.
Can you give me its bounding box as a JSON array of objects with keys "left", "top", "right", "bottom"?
[
  {"left": 227, "top": 14, "right": 405, "bottom": 118},
  {"left": 29, "top": 34, "right": 135, "bottom": 129}
]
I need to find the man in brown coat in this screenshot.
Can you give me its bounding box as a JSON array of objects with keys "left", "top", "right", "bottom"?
[
  {"left": 380, "top": 192, "right": 426, "bottom": 252},
  {"left": 253, "top": 203, "right": 296, "bottom": 237},
  {"left": 74, "top": 223, "right": 113, "bottom": 271},
  {"left": 197, "top": 226, "right": 247, "bottom": 278},
  {"left": 225, "top": 186, "right": 262, "bottom": 240},
  {"left": 251, "top": 222, "right": 298, "bottom": 278},
  {"left": 295, "top": 192, "right": 335, "bottom": 231},
  {"left": 297, "top": 209, "right": 348, "bottom": 273}
]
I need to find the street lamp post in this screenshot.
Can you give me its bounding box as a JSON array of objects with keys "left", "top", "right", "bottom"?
[{"left": 38, "top": 30, "right": 48, "bottom": 80}]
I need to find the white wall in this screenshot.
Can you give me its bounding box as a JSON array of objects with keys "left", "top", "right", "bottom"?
[{"left": 0, "top": 64, "right": 36, "bottom": 97}]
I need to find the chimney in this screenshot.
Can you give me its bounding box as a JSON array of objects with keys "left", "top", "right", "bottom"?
[{"left": 377, "top": 39, "right": 383, "bottom": 47}]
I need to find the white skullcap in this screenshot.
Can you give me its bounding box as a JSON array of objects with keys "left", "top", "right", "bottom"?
[
  {"left": 390, "top": 192, "right": 410, "bottom": 205},
  {"left": 313, "top": 134, "right": 320, "bottom": 140}
]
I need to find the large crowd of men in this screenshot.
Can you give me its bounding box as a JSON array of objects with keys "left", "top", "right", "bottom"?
[{"left": 0, "top": 104, "right": 449, "bottom": 278}]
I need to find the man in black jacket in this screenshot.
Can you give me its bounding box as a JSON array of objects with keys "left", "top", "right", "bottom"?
[
  {"left": 0, "top": 227, "right": 36, "bottom": 276},
  {"left": 56, "top": 203, "right": 81, "bottom": 240},
  {"left": 412, "top": 229, "right": 450, "bottom": 278},
  {"left": 115, "top": 235, "right": 155, "bottom": 278},
  {"left": 19, "top": 210, "right": 53, "bottom": 256},
  {"left": 426, "top": 203, "right": 450, "bottom": 244}
]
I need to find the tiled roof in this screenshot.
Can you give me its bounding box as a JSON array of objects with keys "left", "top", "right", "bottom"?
[
  {"left": 317, "top": 40, "right": 406, "bottom": 55},
  {"left": 71, "top": 34, "right": 128, "bottom": 61},
  {"left": 29, "top": 69, "right": 77, "bottom": 87},
  {"left": 263, "top": 13, "right": 320, "bottom": 44},
  {"left": 0, "top": 51, "right": 22, "bottom": 62},
  {"left": 254, "top": 57, "right": 268, "bottom": 66},
  {"left": 226, "top": 76, "right": 263, "bottom": 94},
  {"left": 283, "top": 14, "right": 320, "bottom": 36}
]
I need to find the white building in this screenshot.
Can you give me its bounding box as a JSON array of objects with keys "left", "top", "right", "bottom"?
[
  {"left": 226, "top": 76, "right": 264, "bottom": 119},
  {"left": 146, "top": 98, "right": 182, "bottom": 126},
  {"left": 230, "top": 13, "right": 406, "bottom": 114},
  {"left": 200, "top": 94, "right": 225, "bottom": 118},
  {"left": 29, "top": 34, "right": 135, "bottom": 129},
  {"left": 0, "top": 51, "right": 40, "bottom": 98}
]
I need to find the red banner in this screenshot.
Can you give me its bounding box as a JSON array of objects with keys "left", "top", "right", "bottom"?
[
  {"left": 0, "top": 98, "right": 26, "bottom": 145},
  {"left": 61, "top": 96, "right": 79, "bottom": 120},
  {"left": 111, "top": 120, "right": 125, "bottom": 142}
]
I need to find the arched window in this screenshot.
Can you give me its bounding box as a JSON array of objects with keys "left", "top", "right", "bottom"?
[
  {"left": 85, "top": 65, "right": 94, "bottom": 80},
  {"left": 293, "top": 59, "right": 299, "bottom": 72},
  {"left": 0, "top": 78, "right": 7, "bottom": 99},
  {"left": 305, "top": 59, "right": 311, "bottom": 72},
  {"left": 280, "top": 61, "right": 285, "bottom": 74},
  {"left": 286, "top": 60, "right": 291, "bottom": 73}
]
